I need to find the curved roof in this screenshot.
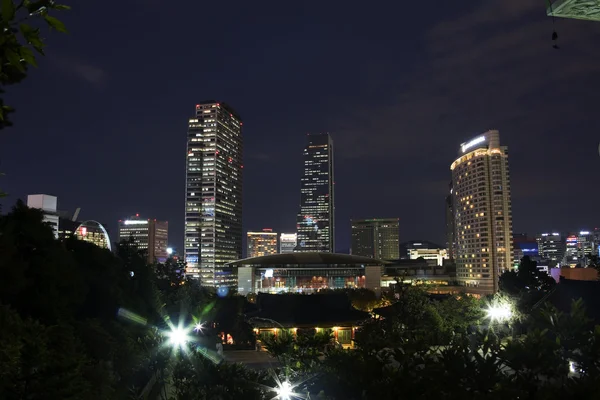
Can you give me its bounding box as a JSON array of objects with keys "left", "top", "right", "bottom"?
[
  {"left": 226, "top": 252, "right": 389, "bottom": 266},
  {"left": 75, "top": 220, "right": 112, "bottom": 251}
]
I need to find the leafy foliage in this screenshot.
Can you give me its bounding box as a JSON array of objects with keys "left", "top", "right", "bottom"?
[
  {"left": 499, "top": 256, "right": 556, "bottom": 310},
  {"left": 0, "top": 201, "right": 164, "bottom": 398},
  {"left": 0, "top": 0, "right": 70, "bottom": 128}
]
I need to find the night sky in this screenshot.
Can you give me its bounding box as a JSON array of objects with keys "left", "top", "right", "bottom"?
[{"left": 2, "top": 0, "right": 600, "bottom": 254}]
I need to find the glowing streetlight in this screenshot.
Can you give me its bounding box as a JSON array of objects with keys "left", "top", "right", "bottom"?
[
  {"left": 167, "top": 247, "right": 173, "bottom": 255},
  {"left": 275, "top": 381, "right": 293, "bottom": 400},
  {"left": 166, "top": 326, "right": 191, "bottom": 349},
  {"left": 486, "top": 304, "right": 513, "bottom": 322}
]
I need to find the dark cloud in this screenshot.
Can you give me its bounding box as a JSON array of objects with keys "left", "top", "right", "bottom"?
[{"left": 49, "top": 55, "right": 108, "bottom": 87}]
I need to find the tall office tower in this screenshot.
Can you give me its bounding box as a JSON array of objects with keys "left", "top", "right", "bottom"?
[
  {"left": 451, "top": 130, "right": 513, "bottom": 294},
  {"left": 118, "top": 215, "right": 169, "bottom": 264},
  {"left": 184, "top": 101, "right": 243, "bottom": 287},
  {"left": 445, "top": 182, "right": 456, "bottom": 260},
  {"left": 27, "top": 194, "right": 59, "bottom": 238},
  {"left": 295, "top": 133, "right": 335, "bottom": 252},
  {"left": 279, "top": 233, "right": 297, "bottom": 254},
  {"left": 536, "top": 232, "right": 565, "bottom": 266},
  {"left": 247, "top": 228, "right": 278, "bottom": 258},
  {"left": 351, "top": 218, "right": 400, "bottom": 260}
]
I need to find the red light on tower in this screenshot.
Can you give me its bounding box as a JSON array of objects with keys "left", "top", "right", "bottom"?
[{"left": 136, "top": 213, "right": 139, "bottom": 217}]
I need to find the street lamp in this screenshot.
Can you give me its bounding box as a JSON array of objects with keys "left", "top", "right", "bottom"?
[
  {"left": 276, "top": 381, "right": 293, "bottom": 400},
  {"left": 486, "top": 303, "right": 513, "bottom": 323}
]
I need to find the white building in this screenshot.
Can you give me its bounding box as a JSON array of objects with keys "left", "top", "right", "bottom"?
[
  {"left": 27, "top": 194, "right": 59, "bottom": 238},
  {"left": 279, "top": 233, "right": 297, "bottom": 254},
  {"left": 408, "top": 248, "right": 448, "bottom": 267}
]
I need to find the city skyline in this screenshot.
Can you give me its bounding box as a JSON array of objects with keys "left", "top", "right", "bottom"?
[{"left": 1, "top": 1, "right": 600, "bottom": 255}]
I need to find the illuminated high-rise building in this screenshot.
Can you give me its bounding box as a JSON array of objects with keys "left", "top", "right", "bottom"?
[
  {"left": 451, "top": 130, "right": 513, "bottom": 294},
  {"left": 118, "top": 215, "right": 169, "bottom": 264},
  {"left": 247, "top": 229, "right": 278, "bottom": 258},
  {"left": 184, "top": 101, "right": 243, "bottom": 287},
  {"left": 279, "top": 233, "right": 297, "bottom": 254},
  {"left": 295, "top": 133, "right": 334, "bottom": 252},
  {"left": 351, "top": 218, "right": 399, "bottom": 260},
  {"left": 536, "top": 232, "right": 565, "bottom": 266}
]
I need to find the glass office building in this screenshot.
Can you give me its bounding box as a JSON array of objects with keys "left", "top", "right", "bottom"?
[
  {"left": 184, "top": 101, "right": 243, "bottom": 287},
  {"left": 296, "top": 134, "right": 335, "bottom": 252}
]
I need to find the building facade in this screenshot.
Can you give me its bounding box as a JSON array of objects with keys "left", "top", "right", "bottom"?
[
  {"left": 27, "top": 194, "right": 59, "bottom": 238},
  {"left": 247, "top": 229, "right": 278, "bottom": 258},
  {"left": 279, "top": 233, "right": 297, "bottom": 254},
  {"left": 184, "top": 101, "right": 243, "bottom": 287},
  {"left": 295, "top": 134, "right": 335, "bottom": 252},
  {"left": 536, "top": 232, "right": 565, "bottom": 266},
  {"left": 450, "top": 130, "right": 513, "bottom": 294},
  {"left": 118, "top": 215, "right": 169, "bottom": 263},
  {"left": 351, "top": 218, "right": 399, "bottom": 260}
]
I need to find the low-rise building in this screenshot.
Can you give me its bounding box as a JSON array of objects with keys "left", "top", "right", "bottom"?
[{"left": 229, "top": 253, "right": 387, "bottom": 296}]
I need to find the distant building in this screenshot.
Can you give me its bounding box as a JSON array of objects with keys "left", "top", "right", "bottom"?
[
  {"left": 536, "top": 232, "right": 565, "bottom": 266},
  {"left": 230, "top": 253, "right": 385, "bottom": 295},
  {"left": 576, "top": 231, "right": 596, "bottom": 266},
  {"left": 451, "top": 130, "right": 513, "bottom": 295},
  {"left": 184, "top": 101, "right": 243, "bottom": 287},
  {"left": 564, "top": 234, "right": 579, "bottom": 267},
  {"left": 408, "top": 248, "right": 448, "bottom": 267},
  {"left": 296, "top": 133, "right": 335, "bottom": 253},
  {"left": 350, "top": 218, "right": 399, "bottom": 260},
  {"left": 118, "top": 215, "right": 169, "bottom": 263},
  {"left": 74, "top": 220, "right": 112, "bottom": 250},
  {"left": 247, "top": 229, "right": 278, "bottom": 258},
  {"left": 400, "top": 240, "right": 444, "bottom": 259},
  {"left": 279, "top": 233, "right": 297, "bottom": 254},
  {"left": 27, "top": 194, "right": 59, "bottom": 238},
  {"left": 512, "top": 233, "right": 539, "bottom": 267}
]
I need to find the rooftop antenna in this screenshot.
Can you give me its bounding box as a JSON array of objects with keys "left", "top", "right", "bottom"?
[{"left": 72, "top": 207, "right": 81, "bottom": 222}]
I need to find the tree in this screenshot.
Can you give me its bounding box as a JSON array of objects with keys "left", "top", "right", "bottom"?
[
  {"left": 499, "top": 256, "right": 556, "bottom": 309},
  {"left": 0, "top": 201, "right": 165, "bottom": 397},
  {"left": 0, "top": 0, "right": 69, "bottom": 128}
]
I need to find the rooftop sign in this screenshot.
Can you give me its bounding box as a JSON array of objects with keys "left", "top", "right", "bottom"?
[{"left": 461, "top": 136, "right": 486, "bottom": 153}]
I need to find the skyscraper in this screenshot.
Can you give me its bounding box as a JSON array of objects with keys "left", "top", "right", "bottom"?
[
  {"left": 451, "top": 130, "right": 513, "bottom": 294},
  {"left": 279, "top": 233, "right": 297, "bottom": 254},
  {"left": 295, "top": 133, "right": 334, "bottom": 252},
  {"left": 184, "top": 101, "right": 243, "bottom": 287},
  {"left": 118, "top": 215, "right": 169, "bottom": 264},
  {"left": 247, "top": 229, "right": 278, "bottom": 258},
  {"left": 351, "top": 218, "right": 399, "bottom": 260}
]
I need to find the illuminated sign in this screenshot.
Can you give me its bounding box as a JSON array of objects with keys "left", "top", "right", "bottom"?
[
  {"left": 124, "top": 220, "right": 148, "bottom": 225},
  {"left": 580, "top": 231, "right": 590, "bottom": 235},
  {"left": 552, "top": 233, "right": 559, "bottom": 236},
  {"left": 461, "top": 136, "right": 486, "bottom": 153},
  {"left": 265, "top": 269, "right": 274, "bottom": 278}
]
